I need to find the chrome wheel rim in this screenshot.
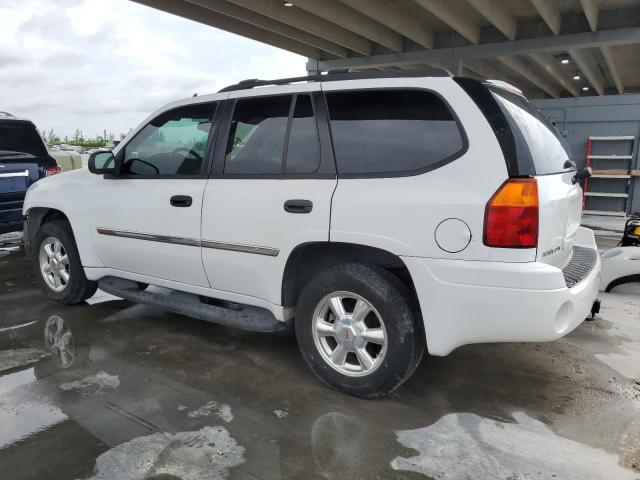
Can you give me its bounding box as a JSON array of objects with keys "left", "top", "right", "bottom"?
[
  {"left": 312, "top": 291, "right": 387, "bottom": 377},
  {"left": 38, "top": 236, "right": 70, "bottom": 292},
  {"left": 44, "top": 315, "right": 75, "bottom": 368}
]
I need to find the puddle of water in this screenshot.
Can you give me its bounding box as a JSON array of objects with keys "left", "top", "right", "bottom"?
[
  {"left": 82, "top": 426, "right": 244, "bottom": 480},
  {"left": 187, "top": 401, "right": 233, "bottom": 423},
  {"left": 0, "top": 373, "right": 67, "bottom": 449},
  {"left": 59, "top": 371, "right": 120, "bottom": 395},
  {"left": 391, "top": 412, "right": 638, "bottom": 480},
  {"left": 595, "top": 291, "right": 640, "bottom": 380},
  {"left": 0, "top": 368, "right": 38, "bottom": 396},
  {"left": 0, "top": 348, "right": 50, "bottom": 373}
]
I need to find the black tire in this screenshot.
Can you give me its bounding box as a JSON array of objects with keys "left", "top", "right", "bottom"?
[
  {"left": 295, "top": 263, "right": 425, "bottom": 398},
  {"left": 32, "top": 220, "right": 97, "bottom": 304}
]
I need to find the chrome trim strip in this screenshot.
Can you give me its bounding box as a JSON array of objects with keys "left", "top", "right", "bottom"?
[
  {"left": 96, "top": 228, "right": 279, "bottom": 257},
  {"left": 201, "top": 240, "right": 279, "bottom": 257},
  {"left": 96, "top": 228, "right": 200, "bottom": 247},
  {"left": 0, "top": 170, "right": 29, "bottom": 178}
]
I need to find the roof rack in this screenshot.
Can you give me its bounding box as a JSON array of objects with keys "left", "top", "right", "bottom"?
[
  {"left": 0, "top": 111, "right": 14, "bottom": 117},
  {"left": 218, "top": 68, "right": 451, "bottom": 93}
]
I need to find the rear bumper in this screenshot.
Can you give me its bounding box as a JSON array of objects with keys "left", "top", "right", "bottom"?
[{"left": 403, "top": 227, "right": 601, "bottom": 356}]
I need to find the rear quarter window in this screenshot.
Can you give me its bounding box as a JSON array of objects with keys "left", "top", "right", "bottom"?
[
  {"left": 491, "top": 89, "right": 574, "bottom": 175},
  {"left": 325, "top": 89, "right": 465, "bottom": 177}
]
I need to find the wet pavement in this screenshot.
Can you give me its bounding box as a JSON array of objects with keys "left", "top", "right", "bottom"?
[{"left": 1, "top": 246, "right": 640, "bottom": 480}]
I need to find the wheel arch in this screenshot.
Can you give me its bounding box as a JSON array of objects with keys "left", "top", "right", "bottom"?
[
  {"left": 24, "top": 207, "right": 70, "bottom": 256},
  {"left": 281, "top": 242, "right": 419, "bottom": 311},
  {"left": 25, "top": 207, "right": 103, "bottom": 268}
]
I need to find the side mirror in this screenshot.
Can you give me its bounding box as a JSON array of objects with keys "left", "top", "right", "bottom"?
[{"left": 88, "top": 151, "right": 116, "bottom": 175}]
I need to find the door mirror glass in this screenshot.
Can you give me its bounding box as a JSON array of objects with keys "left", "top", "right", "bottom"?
[{"left": 88, "top": 151, "right": 116, "bottom": 174}]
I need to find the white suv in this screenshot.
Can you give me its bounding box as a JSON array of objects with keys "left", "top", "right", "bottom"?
[{"left": 23, "top": 70, "right": 601, "bottom": 397}]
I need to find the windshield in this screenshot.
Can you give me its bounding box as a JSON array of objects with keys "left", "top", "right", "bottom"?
[
  {"left": 0, "top": 121, "right": 47, "bottom": 157},
  {"left": 491, "top": 89, "right": 574, "bottom": 175}
]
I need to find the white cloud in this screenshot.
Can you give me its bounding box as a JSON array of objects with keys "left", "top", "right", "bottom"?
[{"left": 0, "top": 0, "right": 306, "bottom": 138}]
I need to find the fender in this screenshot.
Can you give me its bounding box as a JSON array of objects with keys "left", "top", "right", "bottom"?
[{"left": 23, "top": 169, "right": 105, "bottom": 268}]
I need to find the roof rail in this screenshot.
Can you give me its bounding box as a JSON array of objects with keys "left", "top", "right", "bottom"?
[
  {"left": 218, "top": 68, "right": 451, "bottom": 93},
  {"left": 0, "top": 111, "right": 14, "bottom": 117}
]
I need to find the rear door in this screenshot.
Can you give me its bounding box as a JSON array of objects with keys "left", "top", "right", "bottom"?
[
  {"left": 491, "top": 89, "right": 581, "bottom": 266},
  {"left": 201, "top": 85, "right": 337, "bottom": 305}
]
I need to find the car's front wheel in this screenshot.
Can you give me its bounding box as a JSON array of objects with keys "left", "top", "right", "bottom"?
[
  {"left": 295, "top": 263, "right": 425, "bottom": 398},
  {"left": 33, "top": 220, "right": 97, "bottom": 304}
]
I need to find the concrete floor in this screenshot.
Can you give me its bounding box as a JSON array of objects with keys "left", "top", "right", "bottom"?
[{"left": 1, "top": 245, "right": 639, "bottom": 480}]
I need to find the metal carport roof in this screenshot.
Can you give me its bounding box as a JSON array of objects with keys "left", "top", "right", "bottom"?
[{"left": 133, "top": 0, "right": 640, "bottom": 99}]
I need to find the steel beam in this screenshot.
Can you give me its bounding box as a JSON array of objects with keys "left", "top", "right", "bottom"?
[
  {"left": 133, "top": 0, "right": 322, "bottom": 58},
  {"left": 529, "top": 52, "right": 580, "bottom": 97},
  {"left": 529, "top": 0, "right": 561, "bottom": 35},
  {"left": 337, "top": 0, "right": 434, "bottom": 49},
  {"left": 411, "top": 0, "right": 481, "bottom": 44},
  {"left": 579, "top": 0, "right": 600, "bottom": 31},
  {"left": 466, "top": 0, "right": 517, "bottom": 40},
  {"left": 600, "top": 46, "right": 624, "bottom": 94},
  {"left": 223, "top": 0, "right": 373, "bottom": 55},
  {"left": 290, "top": 0, "right": 404, "bottom": 52},
  {"left": 185, "top": 0, "right": 349, "bottom": 57},
  {"left": 497, "top": 56, "right": 560, "bottom": 98},
  {"left": 568, "top": 48, "right": 605, "bottom": 95},
  {"left": 314, "top": 27, "right": 640, "bottom": 71}
]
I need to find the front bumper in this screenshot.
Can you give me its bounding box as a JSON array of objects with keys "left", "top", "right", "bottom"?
[{"left": 403, "top": 227, "right": 601, "bottom": 356}]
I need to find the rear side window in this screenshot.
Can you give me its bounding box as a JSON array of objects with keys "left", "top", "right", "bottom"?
[
  {"left": 286, "top": 95, "right": 320, "bottom": 174},
  {"left": 0, "top": 121, "right": 47, "bottom": 157},
  {"left": 325, "top": 89, "right": 464, "bottom": 176},
  {"left": 225, "top": 95, "right": 291, "bottom": 175},
  {"left": 492, "top": 89, "right": 574, "bottom": 175},
  {"left": 224, "top": 94, "right": 321, "bottom": 175}
]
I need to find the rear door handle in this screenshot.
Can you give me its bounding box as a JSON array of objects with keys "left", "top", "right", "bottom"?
[
  {"left": 170, "top": 195, "right": 193, "bottom": 207},
  {"left": 284, "top": 199, "right": 313, "bottom": 214}
]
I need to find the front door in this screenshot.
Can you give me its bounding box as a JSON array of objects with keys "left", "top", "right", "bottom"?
[
  {"left": 201, "top": 87, "right": 337, "bottom": 304},
  {"left": 91, "top": 101, "right": 219, "bottom": 287}
]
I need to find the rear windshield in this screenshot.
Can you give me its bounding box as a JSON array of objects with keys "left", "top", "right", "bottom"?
[
  {"left": 0, "top": 121, "right": 47, "bottom": 157},
  {"left": 491, "top": 88, "right": 574, "bottom": 175}
]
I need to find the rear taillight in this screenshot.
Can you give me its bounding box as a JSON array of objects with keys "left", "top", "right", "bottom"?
[
  {"left": 46, "top": 166, "right": 62, "bottom": 176},
  {"left": 484, "top": 178, "right": 538, "bottom": 248}
]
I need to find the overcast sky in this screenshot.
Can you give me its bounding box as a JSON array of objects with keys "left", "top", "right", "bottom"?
[{"left": 0, "top": 0, "right": 306, "bottom": 139}]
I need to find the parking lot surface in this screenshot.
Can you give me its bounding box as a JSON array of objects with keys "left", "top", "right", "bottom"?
[{"left": 1, "top": 245, "right": 639, "bottom": 480}]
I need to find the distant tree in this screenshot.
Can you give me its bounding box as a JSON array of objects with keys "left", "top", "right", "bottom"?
[{"left": 46, "top": 129, "right": 59, "bottom": 144}]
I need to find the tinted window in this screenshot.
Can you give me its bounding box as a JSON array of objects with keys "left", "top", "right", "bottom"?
[
  {"left": 285, "top": 95, "right": 320, "bottom": 174},
  {"left": 122, "top": 103, "right": 215, "bottom": 176},
  {"left": 326, "top": 90, "right": 463, "bottom": 175},
  {"left": 491, "top": 88, "right": 574, "bottom": 175},
  {"left": 0, "top": 121, "right": 47, "bottom": 157},
  {"left": 225, "top": 95, "right": 292, "bottom": 175}
]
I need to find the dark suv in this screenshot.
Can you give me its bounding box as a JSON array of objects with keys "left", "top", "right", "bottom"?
[{"left": 0, "top": 112, "right": 60, "bottom": 234}]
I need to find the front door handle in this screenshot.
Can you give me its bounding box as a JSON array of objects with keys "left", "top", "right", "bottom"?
[
  {"left": 170, "top": 195, "right": 193, "bottom": 207},
  {"left": 284, "top": 199, "right": 313, "bottom": 214}
]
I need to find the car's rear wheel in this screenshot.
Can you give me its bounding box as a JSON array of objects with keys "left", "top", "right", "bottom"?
[
  {"left": 295, "top": 263, "right": 425, "bottom": 398},
  {"left": 33, "top": 220, "right": 97, "bottom": 304}
]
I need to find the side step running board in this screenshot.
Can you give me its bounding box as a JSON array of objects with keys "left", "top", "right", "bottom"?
[{"left": 98, "top": 277, "right": 287, "bottom": 333}]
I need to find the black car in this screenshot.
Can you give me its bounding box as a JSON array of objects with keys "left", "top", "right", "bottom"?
[{"left": 0, "top": 112, "right": 60, "bottom": 234}]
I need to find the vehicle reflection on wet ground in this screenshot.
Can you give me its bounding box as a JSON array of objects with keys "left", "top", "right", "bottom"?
[{"left": 1, "top": 248, "right": 639, "bottom": 479}]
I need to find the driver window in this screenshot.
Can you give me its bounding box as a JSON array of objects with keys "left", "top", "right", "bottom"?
[{"left": 122, "top": 102, "right": 216, "bottom": 176}]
